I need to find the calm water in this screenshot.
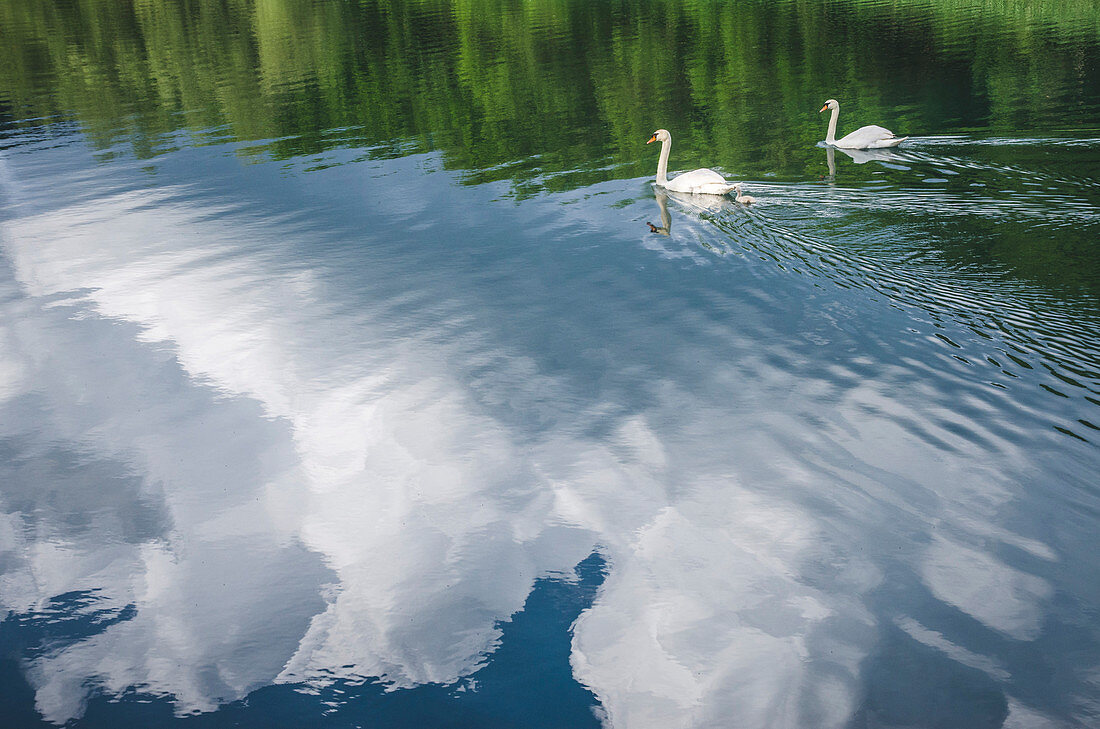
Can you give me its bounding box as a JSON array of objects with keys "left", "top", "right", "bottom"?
[{"left": 1, "top": 0, "right": 1099, "bottom": 727}]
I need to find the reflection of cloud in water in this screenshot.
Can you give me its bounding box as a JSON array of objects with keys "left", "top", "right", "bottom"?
[
  {"left": 0, "top": 269, "right": 331, "bottom": 722},
  {"left": 0, "top": 158, "right": 600, "bottom": 716},
  {"left": 0, "top": 146, "right": 1090, "bottom": 727},
  {"left": 573, "top": 491, "right": 872, "bottom": 729},
  {"left": 921, "top": 536, "right": 1052, "bottom": 641}
]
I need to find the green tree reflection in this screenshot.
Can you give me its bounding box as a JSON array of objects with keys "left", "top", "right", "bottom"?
[{"left": 2, "top": 0, "right": 1098, "bottom": 184}]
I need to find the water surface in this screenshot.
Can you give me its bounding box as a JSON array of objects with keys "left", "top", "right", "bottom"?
[{"left": 1, "top": 1, "right": 1099, "bottom": 727}]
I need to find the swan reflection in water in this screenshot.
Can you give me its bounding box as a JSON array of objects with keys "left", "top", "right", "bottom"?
[
  {"left": 647, "top": 186, "right": 745, "bottom": 235},
  {"left": 646, "top": 187, "right": 673, "bottom": 235},
  {"left": 823, "top": 145, "right": 911, "bottom": 180}
]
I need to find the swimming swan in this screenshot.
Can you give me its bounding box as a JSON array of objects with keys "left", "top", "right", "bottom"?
[
  {"left": 819, "top": 99, "right": 907, "bottom": 149},
  {"left": 733, "top": 183, "right": 756, "bottom": 204},
  {"left": 647, "top": 129, "right": 737, "bottom": 195}
]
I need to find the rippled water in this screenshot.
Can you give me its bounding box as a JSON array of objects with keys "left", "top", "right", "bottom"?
[{"left": 1, "top": 1, "right": 1099, "bottom": 727}]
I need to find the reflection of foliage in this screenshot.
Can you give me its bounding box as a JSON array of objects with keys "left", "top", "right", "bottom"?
[
  {"left": 0, "top": 0, "right": 1097, "bottom": 295},
  {"left": 2, "top": 0, "right": 1098, "bottom": 184}
]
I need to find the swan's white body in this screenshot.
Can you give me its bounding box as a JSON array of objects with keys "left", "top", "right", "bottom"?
[
  {"left": 647, "top": 129, "right": 736, "bottom": 195},
  {"left": 820, "top": 99, "right": 907, "bottom": 149},
  {"left": 733, "top": 183, "right": 756, "bottom": 204}
]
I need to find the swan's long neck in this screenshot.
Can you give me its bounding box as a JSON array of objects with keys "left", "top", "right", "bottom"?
[
  {"left": 826, "top": 105, "right": 839, "bottom": 145},
  {"left": 656, "top": 136, "right": 671, "bottom": 186}
]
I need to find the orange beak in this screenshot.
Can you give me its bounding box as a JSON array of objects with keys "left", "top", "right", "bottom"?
[
  {"left": 646, "top": 134, "right": 657, "bottom": 144},
  {"left": 819, "top": 104, "right": 828, "bottom": 113}
]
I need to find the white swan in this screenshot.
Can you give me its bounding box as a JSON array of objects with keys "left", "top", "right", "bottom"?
[
  {"left": 733, "top": 183, "right": 756, "bottom": 204},
  {"left": 647, "top": 129, "right": 736, "bottom": 195},
  {"left": 819, "top": 99, "right": 907, "bottom": 149}
]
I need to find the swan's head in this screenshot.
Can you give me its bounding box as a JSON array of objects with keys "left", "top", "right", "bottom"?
[
  {"left": 819, "top": 99, "right": 839, "bottom": 113},
  {"left": 647, "top": 129, "right": 671, "bottom": 144}
]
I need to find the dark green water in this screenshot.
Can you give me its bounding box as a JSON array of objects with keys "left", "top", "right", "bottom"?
[{"left": 1, "top": 1, "right": 1099, "bottom": 727}]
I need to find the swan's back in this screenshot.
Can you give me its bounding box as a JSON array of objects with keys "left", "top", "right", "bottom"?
[
  {"left": 663, "top": 167, "right": 735, "bottom": 195},
  {"left": 840, "top": 124, "right": 902, "bottom": 149},
  {"left": 836, "top": 124, "right": 904, "bottom": 149}
]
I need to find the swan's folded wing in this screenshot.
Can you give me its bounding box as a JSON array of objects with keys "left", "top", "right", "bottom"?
[
  {"left": 695, "top": 182, "right": 737, "bottom": 196},
  {"left": 868, "top": 135, "right": 908, "bottom": 149}
]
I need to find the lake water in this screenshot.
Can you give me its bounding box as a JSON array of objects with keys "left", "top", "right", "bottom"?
[{"left": 1, "top": 0, "right": 1099, "bottom": 727}]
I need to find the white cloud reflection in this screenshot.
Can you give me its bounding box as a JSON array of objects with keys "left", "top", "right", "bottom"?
[{"left": 0, "top": 151, "right": 603, "bottom": 719}]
